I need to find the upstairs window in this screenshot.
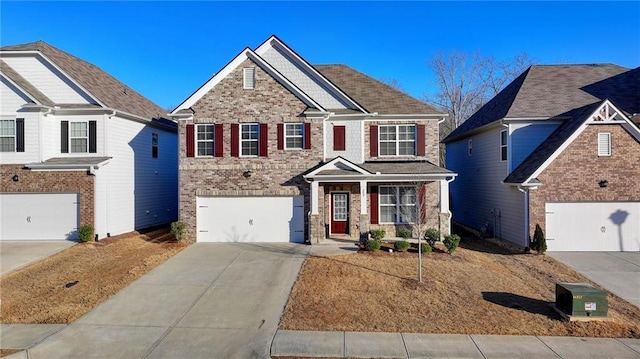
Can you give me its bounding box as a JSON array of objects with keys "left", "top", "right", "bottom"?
[
  {"left": 70, "top": 122, "right": 88, "bottom": 153},
  {"left": 241, "top": 123, "right": 259, "bottom": 156},
  {"left": 500, "top": 130, "right": 508, "bottom": 161},
  {"left": 243, "top": 67, "right": 255, "bottom": 89},
  {"left": 379, "top": 125, "right": 415, "bottom": 156},
  {"left": 598, "top": 132, "right": 611, "bottom": 156},
  {"left": 468, "top": 139, "right": 473, "bottom": 156},
  {"left": 379, "top": 186, "right": 416, "bottom": 224},
  {"left": 152, "top": 133, "right": 158, "bottom": 158},
  {"left": 285, "top": 123, "right": 303, "bottom": 149},
  {"left": 61, "top": 121, "right": 96, "bottom": 154},
  {"left": 0, "top": 119, "right": 16, "bottom": 152},
  {"left": 196, "top": 124, "right": 214, "bottom": 156}
]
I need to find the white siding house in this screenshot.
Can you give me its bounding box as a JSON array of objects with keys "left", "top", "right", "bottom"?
[{"left": 0, "top": 41, "right": 177, "bottom": 241}]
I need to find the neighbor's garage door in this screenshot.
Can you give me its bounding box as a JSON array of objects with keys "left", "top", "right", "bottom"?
[
  {"left": 0, "top": 193, "right": 79, "bottom": 240},
  {"left": 196, "top": 196, "right": 304, "bottom": 243},
  {"left": 545, "top": 202, "right": 640, "bottom": 251}
]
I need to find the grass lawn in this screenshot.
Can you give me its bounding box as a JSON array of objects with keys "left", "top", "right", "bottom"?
[{"left": 280, "top": 230, "right": 640, "bottom": 338}]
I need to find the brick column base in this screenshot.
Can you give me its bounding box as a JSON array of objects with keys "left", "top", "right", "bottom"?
[{"left": 310, "top": 214, "right": 324, "bottom": 244}]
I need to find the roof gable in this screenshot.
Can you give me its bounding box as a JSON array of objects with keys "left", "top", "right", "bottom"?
[
  {"left": 445, "top": 64, "right": 637, "bottom": 143},
  {"left": 171, "top": 47, "right": 324, "bottom": 114},
  {"left": 0, "top": 41, "right": 167, "bottom": 120},
  {"left": 1, "top": 59, "right": 53, "bottom": 106}
]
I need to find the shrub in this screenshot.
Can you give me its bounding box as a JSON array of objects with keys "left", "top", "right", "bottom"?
[
  {"left": 394, "top": 240, "right": 410, "bottom": 252},
  {"left": 420, "top": 242, "right": 432, "bottom": 254},
  {"left": 423, "top": 228, "right": 440, "bottom": 247},
  {"left": 370, "top": 229, "right": 386, "bottom": 241},
  {"left": 77, "top": 225, "right": 94, "bottom": 242},
  {"left": 397, "top": 227, "right": 412, "bottom": 239},
  {"left": 532, "top": 223, "right": 547, "bottom": 254},
  {"left": 443, "top": 234, "right": 461, "bottom": 254},
  {"left": 365, "top": 239, "right": 382, "bottom": 252},
  {"left": 171, "top": 221, "right": 188, "bottom": 241}
]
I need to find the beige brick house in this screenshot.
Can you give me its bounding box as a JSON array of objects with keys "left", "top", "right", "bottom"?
[
  {"left": 170, "top": 36, "right": 456, "bottom": 243},
  {"left": 444, "top": 64, "right": 640, "bottom": 251}
]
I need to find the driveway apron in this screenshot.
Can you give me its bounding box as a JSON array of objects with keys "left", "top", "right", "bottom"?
[{"left": 17, "top": 243, "right": 309, "bottom": 359}]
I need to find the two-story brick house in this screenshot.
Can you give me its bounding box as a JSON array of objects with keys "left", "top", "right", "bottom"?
[
  {"left": 0, "top": 41, "right": 178, "bottom": 241},
  {"left": 444, "top": 64, "right": 640, "bottom": 251},
  {"left": 171, "top": 36, "right": 456, "bottom": 243}
]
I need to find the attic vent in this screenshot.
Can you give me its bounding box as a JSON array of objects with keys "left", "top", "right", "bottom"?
[
  {"left": 243, "top": 67, "right": 255, "bottom": 89},
  {"left": 598, "top": 132, "right": 611, "bottom": 156}
]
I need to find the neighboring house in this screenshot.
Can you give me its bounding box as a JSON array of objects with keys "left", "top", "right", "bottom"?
[
  {"left": 0, "top": 41, "right": 178, "bottom": 241},
  {"left": 170, "top": 35, "right": 456, "bottom": 243},
  {"left": 444, "top": 64, "right": 640, "bottom": 252}
]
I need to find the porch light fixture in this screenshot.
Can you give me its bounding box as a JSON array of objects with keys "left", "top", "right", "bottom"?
[
  {"left": 243, "top": 170, "right": 252, "bottom": 178},
  {"left": 598, "top": 180, "right": 608, "bottom": 188},
  {"left": 12, "top": 174, "right": 19, "bottom": 182}
]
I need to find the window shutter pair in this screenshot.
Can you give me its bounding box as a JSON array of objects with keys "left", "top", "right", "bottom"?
[
  {"left": 185, "top": 124, "right": 223, "bottom": 158},
  {"left": 368, "top": 124, "right": 425, "bottom": 157},
  {"left": 277, "top": 123, "right": 311, "bottom": 150},
  {"left": 230, "top": 123, "right": 268, "bottom": 157},
  {"left": 60, "top": 121, "right": 96, "bottom": 153}
]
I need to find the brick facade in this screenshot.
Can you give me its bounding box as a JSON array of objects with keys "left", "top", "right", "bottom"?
[
  {"left": 529, "top": 124, "right": 640, "bottom": 235},
  {"left": 0, "top": 164, "right": 95, "bottom": 228}
]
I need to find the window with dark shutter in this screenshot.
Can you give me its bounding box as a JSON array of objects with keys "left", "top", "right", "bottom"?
[
  {"left": 16, "top": 118, "right": 24, "bottom": 152},
  {"left": 231, "top": 124, "right": 239, "bottom": 157},
  {"left": 61, "top": 121, "right": 69, "bottom": 153},
  {"left": 215, "top": 124, "right": 224, "bottom": 157},
  {"left": 370, "top": 125, "right": 378, "bottom": 157},
  {"left": 259, "top": 123, "right": 268, "bottom": 157},
  {"left": 333, "top": 126, "right": 346, "bottom": 151},
  {"left": 416, "top": 124, "right": 425, "bottom": 156},
  {"left": 304, "top": 122, "right": 311, "bottom": 149},
  {"left": 186, "top": 124, "right": 195, "bottom": 157},
  {"left": 277, "top": 123, "right": 284, "bottom": 150}
]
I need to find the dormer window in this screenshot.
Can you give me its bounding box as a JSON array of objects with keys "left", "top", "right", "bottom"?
[{"left": 243, "top": 67, "right": 255, "bottom": 89}]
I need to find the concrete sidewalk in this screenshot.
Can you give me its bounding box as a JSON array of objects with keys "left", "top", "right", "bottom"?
[{"left": 271, "top": 330, "right": 640, "bottom": 358}]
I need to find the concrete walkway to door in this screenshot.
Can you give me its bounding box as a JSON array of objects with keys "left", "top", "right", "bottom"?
[
  {"left": 2, "top": 243, "right": 309, "bottom": 358},
  {"left": 548, "top": 252, "right": 640, "bottom": 307}
]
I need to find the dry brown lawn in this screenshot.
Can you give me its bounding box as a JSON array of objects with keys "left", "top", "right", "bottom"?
[
  {"left": 280, "top": 233, "right": 640, "bottom": 338},
  {"left": 0, "top": 228, "right": 187, "bottom": 324}
]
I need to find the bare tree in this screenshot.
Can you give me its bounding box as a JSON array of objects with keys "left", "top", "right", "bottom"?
[
  {"left": 424, "top": 51, "right": 535, "bottom": 165},
  {"left": 380, "top": 77, "right": 405, "bottom": 92}
]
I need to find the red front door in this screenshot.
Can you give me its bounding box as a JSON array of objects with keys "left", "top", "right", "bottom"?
[{"left": 331, "top": 193, "right": 349, "bottom": 234}]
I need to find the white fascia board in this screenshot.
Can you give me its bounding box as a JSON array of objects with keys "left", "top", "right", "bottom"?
[
  {"left": 306, "top": 173, "right": 456, "bottom": 182},
  {"left": 171, "top": 47, "right": 324, "bottom": 114},
  {"left": 0, "top": 72, "right": 41, "bottom": 105},
  {"left": 523, "top": 100, "right": 635, "bottom": 183},
  {"left": 255, "top": 36, "right": 368, "bottom": 113},
  {"left": 304, "top": 156, "right": 372, "bottom": 178},
  {"left": 365, "top": 114, "right": 448, "bottom": 120},
  {"left": 18, "top": 51, "right": 105, "bottom": 108}
]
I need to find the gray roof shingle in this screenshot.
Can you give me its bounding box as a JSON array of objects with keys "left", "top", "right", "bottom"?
[
  {"left": 444, "top": 64, "right": 639, "bottom": 143},
  {"left": 314, "top": 64, "right": 440, "bottom": 115},
  {"left": 1, "top": 41, "right": 167, "bottom": 120},
  {"left": 0, "top": 59, "right": 54, "bottom": 106}
]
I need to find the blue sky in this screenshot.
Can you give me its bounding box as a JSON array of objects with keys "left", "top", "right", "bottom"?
[{"left": 2, "top": 1, "right": 639, "bottom": 110}]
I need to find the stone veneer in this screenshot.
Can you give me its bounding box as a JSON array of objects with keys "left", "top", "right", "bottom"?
[
  {"left": 529, "top": 124, "right": 640, "bottom": 235},
  {"left": 0, "top": 164, "right": 95, "bottom": 229}
]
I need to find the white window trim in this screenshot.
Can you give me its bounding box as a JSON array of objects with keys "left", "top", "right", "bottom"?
[
  {"left": 500, "top": 130, "right": 508, "bottom": 162},
  {"left": 378, "top": 186, "right": 417, "bottom": 224},
  {"left": 0, "top": 118, "right": 16, "bottom": 152},
  {"left": 378, "top": 124, "right": 416, "bottom": 157},
  {"left": 69, "top": 121, "right": 89, "bottom": 153},
  {"left": 240, "top": 123, "right": 259, "bottom": 157},
  {"left": 284, "top": 123, "right": 303, "bottom": 150},
  {"left": 243, "top": 67, "right": 255, "bottom": 90},
  {"left": 196, "top": 124, "right": 214, "bottom": 157},
  {"left": 598, "top": 132, "right": 611, "bottom": 157}
]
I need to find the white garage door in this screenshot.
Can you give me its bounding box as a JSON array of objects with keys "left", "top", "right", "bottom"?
[
  {"left": 0, "top": 193, "right": 79, "bottom": 240},
  {"left": 545, "top": 202, "right": 640, "bottom": 251},
  {"left": 196, "top": 196, "right": 304, "bottom": 243}
]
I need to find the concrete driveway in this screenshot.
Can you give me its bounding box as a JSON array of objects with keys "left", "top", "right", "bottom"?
[
  {"left": 549, "top": 252, "right": 640, "bottom": 307},
  {"left": 0, "top": 241, "right": 76, "bottom": 276},
  {"left": 8, "top": 242, "right": 309, "bottom": 358}
]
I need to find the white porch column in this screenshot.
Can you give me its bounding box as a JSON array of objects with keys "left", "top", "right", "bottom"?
[
  {"left": 311, "top": 181, "right": 319, "bottom": 214},
  {"left": 439, "top": 179, "right": 450, "bottom": 213},
  {"left": 360, "top": 180, "right": 367, "bottom": 213}
]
